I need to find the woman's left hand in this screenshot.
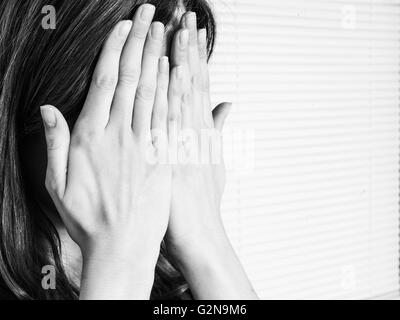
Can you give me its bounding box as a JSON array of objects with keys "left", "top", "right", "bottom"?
[
  {"left": 165, "top": 12, "right": 258, "bottom": 300},
  {"left": 166, "top": 12, "right": 231, "bottom": 255}
]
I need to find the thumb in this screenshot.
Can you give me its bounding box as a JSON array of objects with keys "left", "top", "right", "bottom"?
[
  {"left": 212, "top": 102, "right": 232, "bottom": 131},
  {"left": 40, "top": 105, "right": 70, "bottom": 198}
]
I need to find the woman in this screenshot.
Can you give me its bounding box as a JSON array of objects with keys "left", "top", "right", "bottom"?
[{"left": 0, "top": 0, "right": 257, "bottom": 299}]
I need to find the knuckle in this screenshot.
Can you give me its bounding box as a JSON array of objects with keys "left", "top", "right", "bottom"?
[
  {"left": 108, "top": 38, "right": 125, "bottom": 52},
  {"left": 93, "top": 73, "right": 118, "bottom": 91},
  {"left": 71, "top": 128, "right": 98, "bottom": 148},
  {"left": 132, "top": 25, "right": 147, "bottom": 40},
  {"left": 157, "top": 76, "right": 169, "bottom": 91},
  {"left": 146, "top": 46, "right": 159, "bottom": 57},
  {"left": 168, "top": 111, "right": 181, "bottom": 122},
  {"left": 146, "top": 41, "right": 162, "bottom": 56},
  {"left": 170, "top": 83, "right": 182, "bottom": 97},
  {"left": 136, "top": 83, "right": 155, "bottom": 101},
  {"left": 45, "top": 135, "right": 60, "bottom": 151},
  {"left": 158, "top": 82, "right": 168, "bottom": 92},
  {"left": 119, "top": 68, "right": 141, "bottom": 86},
  {"left": 191, "top": 73, "right": 202, "bottom": 90},
  {"left": 153, "top": 106, "right": 167, "bottom": 122}
]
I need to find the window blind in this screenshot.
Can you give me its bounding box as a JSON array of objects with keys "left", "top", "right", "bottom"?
[{"left": 209, "top": 0, "right": 400, "bottom": 299}]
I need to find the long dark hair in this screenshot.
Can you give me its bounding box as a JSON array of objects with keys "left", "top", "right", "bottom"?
[{"left": 0, "top": 0, "right": 216, "bottom": 300}]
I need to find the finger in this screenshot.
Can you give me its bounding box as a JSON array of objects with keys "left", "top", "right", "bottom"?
[
  {"left": 152, "top": 56, "right": 169, "bottom": 134},
  {"left": 168, "top": 66, "right": 184, "bottom": 133},
  {"left": 182, "top": 12, "right": 200, "bottom": 75},
  {"left": 108, "top": 4, "right": 155, "bottom": 129},
  {"left": 198, "top": 28, "right": 214, "bottom": 127},
  {"left": 182, "top": 12, "right": 204, "bottom": 129},
  {"left": 132, "top": 21, "right": 164, "bottom": 136},
  {"left": 77, "top": 20, "right": 132, "bottom": 130},
  {"left": 198, "top": 28, "right": 210, "bottom": 92},
  {"left": 181, "top": 93, "right": 194, "bottom": 130},
  {"left": 171, "top": 29, "right": 189, "bottom": 68},
  {"left": 40, "top": 105, "right": 70, "bottom": 199},
  {"left": 151, "top": 56, "right": 169, "bottom": 153},
  {"left": 213, "top": 102, "right": 232, "bottom": 131},
  {"left": 168, "top": 66, "right": 184, "bottom": 164}
]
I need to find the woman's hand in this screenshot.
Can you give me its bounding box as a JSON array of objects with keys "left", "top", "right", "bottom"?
[
  {"left": 166, "top": 12, "right": 230, "bottom": 253},
  {"left": 166, "top": 12, "right": 258, "bottom": 300},
  {"left": 166, "top": 12, "right": 231, "bottom": 258},
  {"left": 40, "top": 4, "right": 176, "bottom": 299}
]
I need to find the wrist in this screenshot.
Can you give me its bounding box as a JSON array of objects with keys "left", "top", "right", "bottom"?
[
  {"left": 82, "top": 236, "right": 160, "bottom": 263},
  {"left": 167, "top": 227, "right": 259, "bottom": 300},
  {"left": 79, "top": 238, "right": 160, "bottom": 300},
  {"left": 168, "top": 230, "right": 257, "bottom": 300},
  {"left": 167, "top": 222, "right": 232, "bottom": 270}
]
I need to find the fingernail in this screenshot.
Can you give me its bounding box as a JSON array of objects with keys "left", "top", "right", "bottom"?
[
  {"left": 176, "top": 66, "right": 183, "bottom": 80},
  {"left": 151, "top": 22, "right": 164, "bottom": 40},
  {"left": 140, "top": 4, "right": 155, "bottom": 21},
  {"left": 199, "top": 28, "right": 207, "bottom": 43},
  {"left": 179, "top": 29, "right": 189, "bottom": 48},
  {"left": 40, "top": 106, "right": 57, "bottom": 128},
  {"left": 186, "top": 12, "right": 197, "bottom": 29},
  {"left": 159, "top": 56, "right": 169, "bottom": 73},
  {"left": 119, "top": 20, "right": 132, "bottom": 37}
]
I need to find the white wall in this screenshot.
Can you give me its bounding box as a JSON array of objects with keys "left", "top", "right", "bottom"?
[{"left": 209, "top": 0, "right": 400, "bottom": 299}]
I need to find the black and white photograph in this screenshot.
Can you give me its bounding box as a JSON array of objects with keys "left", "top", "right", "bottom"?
[{"left": 0, "top": 0, "right": 399, "bottom": 304}]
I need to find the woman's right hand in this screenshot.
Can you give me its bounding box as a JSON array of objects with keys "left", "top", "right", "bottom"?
[{"left": 40, "top": 4, "right": 180, "bottom": 299}]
